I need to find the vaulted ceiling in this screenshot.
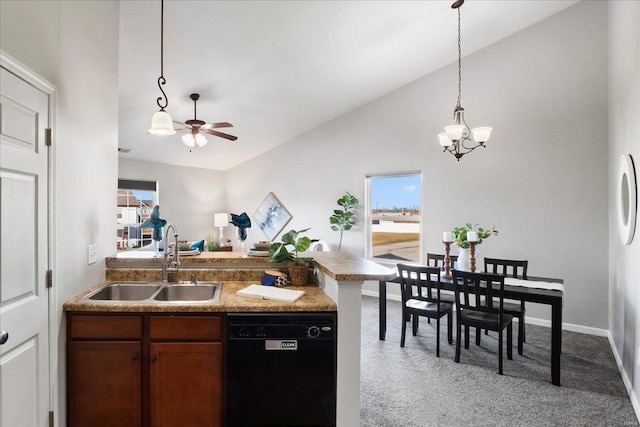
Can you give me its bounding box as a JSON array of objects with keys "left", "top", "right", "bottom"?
[{"left": 117, "top": 0, "right": 578, "bottom": 171}]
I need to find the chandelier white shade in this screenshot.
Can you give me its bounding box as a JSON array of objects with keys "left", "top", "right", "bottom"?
[{"left": 439, "top": 0, "right": 492, "bottom": 161}]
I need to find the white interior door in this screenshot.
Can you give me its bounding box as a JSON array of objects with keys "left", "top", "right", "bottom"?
[{"left": 0, "top": 62, "right": 51, "bottom": 427}]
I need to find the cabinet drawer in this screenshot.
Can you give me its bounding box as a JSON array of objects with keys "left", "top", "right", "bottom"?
[
  {"left": 150, "top": 315, "right": 222, "bottom": 340},
  {"left": 69, "top": 314, "right": 142, "bottom": 339}
]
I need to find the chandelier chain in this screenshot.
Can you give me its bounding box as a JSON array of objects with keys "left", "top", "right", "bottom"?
[{"left": 457, "top": 7, "right": 462, "bottom": 108}]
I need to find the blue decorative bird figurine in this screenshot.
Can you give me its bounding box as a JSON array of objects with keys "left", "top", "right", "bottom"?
[{"left": 139, "top": 205, "right": 167, "bottom": 241}]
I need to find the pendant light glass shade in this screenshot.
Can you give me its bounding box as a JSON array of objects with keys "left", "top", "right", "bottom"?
[
  {"left": 471, "top": 127, "right": 492, "bottom": 143},
  {"left": 438, "top": 133, "right": 453, "bottom": 147},
  {"left": 148, "top": 110, "right": 176, "bottom": 135},
  {"left": 444, "top": 125, "right": 465, "bottom": 141},
  {"left": 182, "top": 133, "right": 208, "bottom": 148}
]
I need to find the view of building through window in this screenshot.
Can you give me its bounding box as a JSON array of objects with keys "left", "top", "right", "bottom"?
[
  {"left": 367, "top": 173, "right": 421, "bottom": 263},
  {"left": 116, "top": 180, "right": 157, "bottom": 251}
]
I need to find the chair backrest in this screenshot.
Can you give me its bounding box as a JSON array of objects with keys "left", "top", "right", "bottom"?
[
  {"left": 484, "top": 258, "right": 528, "bottom": 279},
  {"left": 452, "top": 269, "right": 506, "bottom": 319},
  {"left": 397, "top": 263, "right": 442, "bottom": 303},
  {"left": 426, "top": 253, "right": 458, "bottom": 268}
]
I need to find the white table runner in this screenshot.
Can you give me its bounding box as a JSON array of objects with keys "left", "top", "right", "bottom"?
[{"left": 504, "top": 278, "right": 564, "bottom": 293}]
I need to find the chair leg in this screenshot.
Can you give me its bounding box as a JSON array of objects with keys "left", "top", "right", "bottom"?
[
  {"left": 436, "top": 317, "right": 440, "bottom": 357},
  {"left": 476, "top": 327, "right": 481, "bottom": 346},
  {"left": 498, "top": 329, "right": 503, "bottom": 375},
  {"left": 412, "top": 315, "right": 418, "bottom": 336},
  {"left": 521, "top": 300, "right": 526, "bottom": 343},
  {"left": 447, "top": 311, "right": 453, "bottom": 345},
  {"left": 517, "top": 315, "right": 524, "bottom": 356},
  {"left": 400, "top": 311, "right": 407, "bottom": 347},
  {"left": 455, "top": 319, "right": 462, "bottom": 363},
  {"left": 464, "top": 325, "right": 470, "bottom": 349},
  {"left": 507, "top": 323, "right": 513, "bottom": 360}
]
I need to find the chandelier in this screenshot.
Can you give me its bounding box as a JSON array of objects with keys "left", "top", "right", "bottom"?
[
  {"left": 438, "top": 0, "right": 491, "bottom": 161},
  {"left": 148, "top": 0, "right": 175, "bottom": 135}
]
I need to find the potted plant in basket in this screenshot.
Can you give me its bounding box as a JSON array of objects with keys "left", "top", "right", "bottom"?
[{"left": 269, "top": 228, "right": 313, "bottom": 286}]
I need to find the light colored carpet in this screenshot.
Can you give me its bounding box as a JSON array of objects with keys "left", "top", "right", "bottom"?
[{"left": 360, "top": 296, "right": 638, "bottom": 426}]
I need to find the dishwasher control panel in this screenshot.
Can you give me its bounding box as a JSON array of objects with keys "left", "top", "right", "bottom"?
[{"left": 228, "top": 313, "right": 336, "bottom": 340}]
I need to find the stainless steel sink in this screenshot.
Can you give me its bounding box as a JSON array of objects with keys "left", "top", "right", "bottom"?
[
  {"left": 87, "top": 283, "right": 162, "bottom": 301},
  {"left": 82, "top": 281, "right": 222, "bottom": 303},
  {"left": 153, "top": 283, "right": 221, "bottom": 302}
]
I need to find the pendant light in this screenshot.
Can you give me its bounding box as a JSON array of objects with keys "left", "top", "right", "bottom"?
[
  {"left": 439, "top": 0, "right": 491, "bottom": 161},
  {"left": 148, "top": 0, "right": 175, "bottom": 135}
]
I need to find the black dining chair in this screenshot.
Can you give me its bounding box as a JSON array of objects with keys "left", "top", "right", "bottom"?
[
  {"left": 484, "top": 258, "right": 528, "bottom": 355},
  {"left": 397, "top": 264, "right": 453, "bottom": 357},
  {"left": 452, "top": 269, "right": 513, "bottom": 375}
]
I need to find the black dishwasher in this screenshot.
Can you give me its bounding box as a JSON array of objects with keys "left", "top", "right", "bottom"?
[{"left": 226, "top": 312, "right": 337, "bottom": 427}]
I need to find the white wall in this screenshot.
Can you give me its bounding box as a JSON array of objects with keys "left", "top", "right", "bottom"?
[
  {"left": 226, "top": 1, "right": 609, "bottom": 329},
  {"left": 119, "top": 158, "right": 227, "bottom": 243},
  {"left": 1, "top": 1, "right": 120, "bottom": 425},
  {"left": 608, "top": 0, "right": 640, "bottom": 414}
]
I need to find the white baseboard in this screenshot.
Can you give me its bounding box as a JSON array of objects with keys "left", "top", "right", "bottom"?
[{"left": 607, "top": 332, "right": 640, "bottom": 423}]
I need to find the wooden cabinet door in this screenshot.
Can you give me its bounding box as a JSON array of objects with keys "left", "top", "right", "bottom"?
[
  {"left": 150, "top": 342, "right": 222, "bottom": 427},
  {"left": 68, "top": 341, "right": 141, "bottom": 427}
]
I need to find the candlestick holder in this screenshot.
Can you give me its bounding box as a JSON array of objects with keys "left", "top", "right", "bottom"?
[
  {"left": 442, "top": 241, "right": 453, "bottom": 278},
  {"left": 469, "top": 241, "right": 477, "bottom": 272}
]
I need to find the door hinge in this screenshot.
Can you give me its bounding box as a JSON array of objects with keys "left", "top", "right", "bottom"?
[
  {"left": 46, "top": 270, "right": 53, "bottom": 288},
  {"left": 49, "top": 411, "right": 54, "bottom": 427},
  {"left": 45, "top": 128, "right": 52, "bottom": 146}
]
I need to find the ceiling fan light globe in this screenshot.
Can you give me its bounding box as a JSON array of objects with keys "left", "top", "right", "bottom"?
[
  {"left": 149, "top": 110, "right": 176, "bottom": 135},
  {"left": 471, "top": 127, "right": 492, "bottom": 143},
  {"left": 195, "top": 134, "right": 208, "bottom": 147},
  {"left": 181, "top": 133, "right": 197, "bottom": 148}
]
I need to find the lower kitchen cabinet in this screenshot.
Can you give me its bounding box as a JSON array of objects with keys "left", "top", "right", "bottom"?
[
  {"left": 67, "top": 313, "right": 223, "bottom": 427},
  {"left": 150, "top": 342, "right": 222, "bottom": 427},
  {"left": 68, "top": 341, "right": 142, "bottom": 427}
]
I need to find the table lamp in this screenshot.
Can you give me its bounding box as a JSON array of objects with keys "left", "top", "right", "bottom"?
[{"left": 214, "top": 213, "right": 229, "bottom": 245}]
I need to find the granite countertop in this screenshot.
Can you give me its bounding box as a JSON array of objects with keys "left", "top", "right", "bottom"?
[
  {"left": 63, "top": 280, "right": 337, "bottom": 313},
  {"left": 107, "top": 250, "right": 397, "bottom": 282}
]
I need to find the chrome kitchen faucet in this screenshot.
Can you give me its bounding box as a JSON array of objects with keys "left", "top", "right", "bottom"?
[{"left": 162, "top": 223, "right": 180, "bottom": 282}]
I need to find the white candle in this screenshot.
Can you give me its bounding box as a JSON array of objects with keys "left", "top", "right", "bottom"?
[
  {"left": 467, "top": 231, "right": 478, "bottom": 242},
  {"left": 443, "top": 232, "right": 454, "bottom": 243}
]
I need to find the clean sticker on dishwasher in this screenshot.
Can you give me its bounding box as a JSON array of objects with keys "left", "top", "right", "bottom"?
[{"left": 265, "top": 340, "right": 298, "bottom": 351}]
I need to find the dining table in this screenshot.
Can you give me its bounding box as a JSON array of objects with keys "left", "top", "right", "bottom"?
[{"left": 378, "top": 273, "right": 564, "bottom": 386}]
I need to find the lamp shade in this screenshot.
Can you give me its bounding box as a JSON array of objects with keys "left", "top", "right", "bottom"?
[
  {"left": 438, "top": 133, "right": 453, "bottom": 147},
  {"left": 148, "top": 110, "right": 176, "bottom": 135},
  {"left": 214, "top": 213, "right": 229, "bottom": 228},
  {"left": 444, "top": 125, "right": 464, "bottom": 141},
  {"left": 471, "top": 127, "right": 492, "bottom": 143}
]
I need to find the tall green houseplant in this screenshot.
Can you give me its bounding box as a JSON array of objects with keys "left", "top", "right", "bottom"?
[{"left": 329, "top": 192, "right": 359, "bottom": 251}]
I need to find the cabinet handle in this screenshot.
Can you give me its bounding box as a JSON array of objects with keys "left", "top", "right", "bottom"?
[
  {"left": 0, "top": 331, "right": 8, "bottom": 345},
  {"left": 131, "top": 351, "right": 139, "bottom": 360},
  {"left": 151, "top": 354, "right": 158, "bottom": 362}
]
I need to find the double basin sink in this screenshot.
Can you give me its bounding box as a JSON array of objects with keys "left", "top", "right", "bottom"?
[{"left": 83, "top": 281, "right": 222, "bottom": 303}]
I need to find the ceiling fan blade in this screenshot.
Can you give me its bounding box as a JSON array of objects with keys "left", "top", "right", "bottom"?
[
  {"left": 203, "top": 122, "right": 233, "bottom": 129},
  {"left": 204, "top": 129, "right": 238, "bottom": 141}
]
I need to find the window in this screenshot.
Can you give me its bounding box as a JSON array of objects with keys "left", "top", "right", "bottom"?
[
  {"left": 366, "top": 172, "right": 422, "bottom": 263},
  {"left": 117, "top": 179, "right": 158, "bottom": 251}
]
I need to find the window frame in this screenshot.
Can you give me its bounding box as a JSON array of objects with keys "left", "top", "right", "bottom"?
[
  {"left": 117, "top": 179, "right": 159, "bottom": 251},
  {"left": 365, "top": 171, "right": 423, "bottom": 265}
]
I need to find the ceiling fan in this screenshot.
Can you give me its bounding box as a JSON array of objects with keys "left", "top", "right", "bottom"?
[{"left": 173, "top": 93, "right": 237, "bottom": 149}]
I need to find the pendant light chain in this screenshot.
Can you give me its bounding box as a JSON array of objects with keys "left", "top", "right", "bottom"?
[{"left": 156, "top": 0, "right": 169, "bottom": 111}]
